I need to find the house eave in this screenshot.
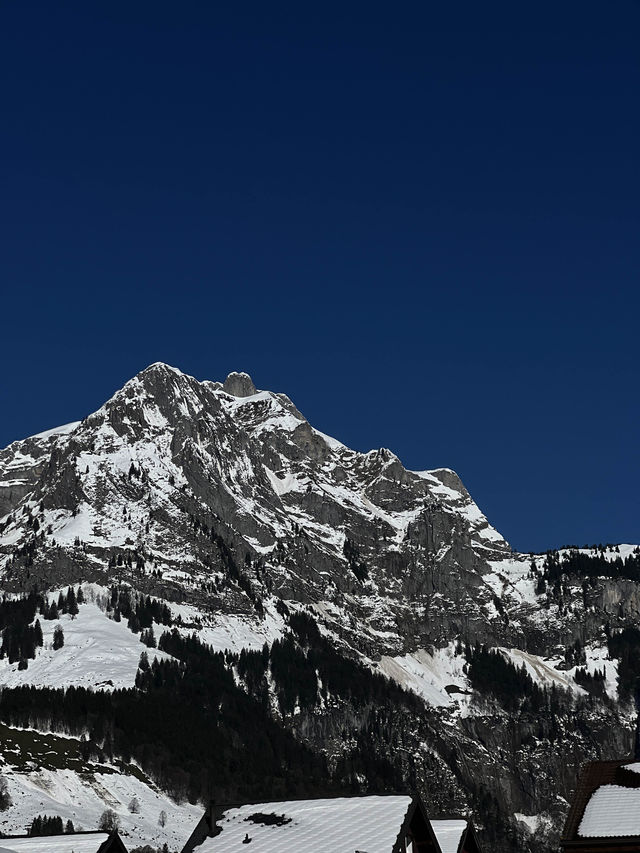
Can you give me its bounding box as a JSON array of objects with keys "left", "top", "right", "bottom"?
[{"left": 563, "top": 837, "right": 640, "bottom": 848}]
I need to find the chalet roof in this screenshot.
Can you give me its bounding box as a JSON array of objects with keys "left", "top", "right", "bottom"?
[
  {"left": 430, "top": 819, "right": 469, "bottom": 853},
  {"left": 563, "top": 759, "right": 640, "bottom": 844},
  {"left": 580, "top": 785, "right": 640, "bottom": 837},
  {"left": 188, "top": 795, "right": 473, "bottom": 853},
  {"left": 0, "top": 831, "right": 124, "bottom": 853},
  {"left": 192, "top": 795, "right": 412, "bottom": 853}
]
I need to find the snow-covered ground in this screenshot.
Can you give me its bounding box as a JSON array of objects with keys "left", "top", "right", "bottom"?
[
  {"left": 0, "top": 761, "right": 201, "bottom": 850},
  {"left": 376, "top": 644, "right": 469, "bottom": 708},
  {"left": 0, "top": 604, "right": 171, "bottom": 691},
  {"left": 514, "top": 812, "right": 554, "bottom": 835},
  {"left": 375, "top": 640, "right": 619, "bottom": 707},
  {"left": 500, "top": 645, "right": 618, "bottom": 699},
  {"left": 196, "top": 608, "right": 285, "bottom": 654},
  {"left": 557, "top": 544, "right": 638, "bottom": 562},
  {"left": 501, "top": 648, "right": 579, "bottom": 692},
  {"left": 483, "top": 557, "right": 538, "bottom": 608},
  {"left": 0, "top": 585, "right": 291, "bottom": 693}
]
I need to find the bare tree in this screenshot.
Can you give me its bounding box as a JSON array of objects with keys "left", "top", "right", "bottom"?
[
  {"left": 98, "top": 809, "right": 120, "bottom": 832},
  {"left": 0, "top": 776, "right": 12, "bottom": 811}
]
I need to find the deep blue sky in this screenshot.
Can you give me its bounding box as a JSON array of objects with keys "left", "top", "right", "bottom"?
[{"left": 1, "top": 2, "right": 638, "bottom": 553}]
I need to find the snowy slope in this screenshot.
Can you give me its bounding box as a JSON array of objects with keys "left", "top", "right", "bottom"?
[
  {"left": 0, "top": 603, "right": 171, "bottom": 691},
  {"left": 0, "top": 764, "right": 200, "bottom": 850},
  {"left": 0, "top": 724, "right": 201, "bottom": 851},
  {"left": 376, "top": 644, "right": 470, "bottom": 708}
]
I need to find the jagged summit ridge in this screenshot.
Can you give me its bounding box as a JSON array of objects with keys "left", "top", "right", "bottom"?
[{"left": 0, "top": 363, "right": 511, "bottom": 657}]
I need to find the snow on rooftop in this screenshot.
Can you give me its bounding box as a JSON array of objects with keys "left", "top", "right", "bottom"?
[
  {"left": 430, "top": 820, "right": 468, "bottom": 853},
  {"left": 194, "top": 796, "right": 413, "bottom": 853},
  {"left": 0, "top": 834, "right": 110, "bottom": 853},
  {"left": 579, "top": 784, "right": 640, "bottom": 837}
]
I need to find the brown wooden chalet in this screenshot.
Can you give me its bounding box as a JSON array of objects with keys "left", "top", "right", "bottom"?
[
  {"left": 0, "top": 830, "right": 128, "bottom": 853},
  {"left": 182, "top": 793, "right": 482, "bottom": 853},
  {"left": 562, "top": 759, "right": 640, "bottom": 852}
]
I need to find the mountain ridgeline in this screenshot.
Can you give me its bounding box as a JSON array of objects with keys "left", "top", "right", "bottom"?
[{"left": 0, "top": 363, "right": 638, "bottom": 853}]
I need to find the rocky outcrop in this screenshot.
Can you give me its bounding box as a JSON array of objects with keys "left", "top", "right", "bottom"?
[{"left": 223, "top": 370, "right": 257, "bottom": 397}]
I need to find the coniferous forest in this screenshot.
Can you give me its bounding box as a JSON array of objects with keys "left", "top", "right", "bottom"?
[{"left": 0, "top": 605, "right": 423, "bottom": 805}]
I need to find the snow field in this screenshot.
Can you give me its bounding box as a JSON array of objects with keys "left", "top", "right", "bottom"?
[
  {"left": 376, "top": 644, "right": 469, "bottom": 708},
  {"left": 0, "top": 602, "right": 171, "bottom": 691},
  {"left": 0, "top": 763, "right": 201, "bottom": 850}
]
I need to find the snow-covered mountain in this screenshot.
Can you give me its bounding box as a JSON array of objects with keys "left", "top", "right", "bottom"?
[
  {"left": 0, "top": 364, "right": 526, "bottom": 649},
  {"left": 0, "top": 364, "right": 637, "bottom": 853}
]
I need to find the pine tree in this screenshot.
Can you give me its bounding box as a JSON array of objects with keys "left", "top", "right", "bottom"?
[
  {"left": 53, "top": 625, "right": 64, "bottom": 650},
  {"left": 67, "top": 587, "right": 78, "bottom": 618},
  {"left": 142, "top": 627, "right": 156, "bottom": 648}
]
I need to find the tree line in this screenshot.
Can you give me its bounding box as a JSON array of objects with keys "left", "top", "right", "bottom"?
[{"left": 539, "top": 548, "right": 640, "bottom": 584}]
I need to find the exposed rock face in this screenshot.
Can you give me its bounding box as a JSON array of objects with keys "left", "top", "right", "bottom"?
[
  {"left": 222, "top": 371, "right": 257, "bottom": 397},
  {"left": 0, "top": 362, "right": 636, "bottom": 852}
]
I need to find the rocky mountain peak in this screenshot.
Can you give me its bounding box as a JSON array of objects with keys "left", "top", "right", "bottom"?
[
  {"left": 223, "top": 371, "right": 257, "bottom": 397},
  {"left": 0, "top": 365, "right": 639, "bottom": 853},
  {"left": 0, "top": 363, "right": 514, "bottom": 638}
]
